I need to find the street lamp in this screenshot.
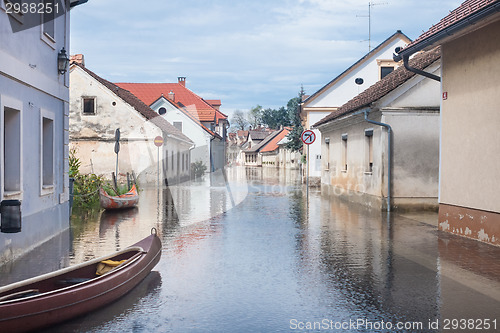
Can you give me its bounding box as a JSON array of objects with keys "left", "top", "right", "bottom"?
[{"left": 58, "top": 47, "right": 70, "bottom": 75}]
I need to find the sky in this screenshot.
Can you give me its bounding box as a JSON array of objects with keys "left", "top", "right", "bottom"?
[{"left": 70, "top": 0, "right": 462, "bottom": 118}]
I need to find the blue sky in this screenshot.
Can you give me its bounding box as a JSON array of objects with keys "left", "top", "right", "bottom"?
[{"left": 70, "top": 0, "right": 462, "bottom": 116}]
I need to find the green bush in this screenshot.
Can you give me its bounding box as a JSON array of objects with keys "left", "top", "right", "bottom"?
[
  {"left": 70, "top": 148, "right": 103, "bottom": 209},
  {"left": 191, "top": 161, "right": 207, "bottom": 179}
]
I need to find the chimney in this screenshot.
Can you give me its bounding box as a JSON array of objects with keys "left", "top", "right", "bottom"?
[
  {"left": 168, "top": 90, "right": 175, "bottom": 102},
  {"left": 178, "top": 77, "right": 186, "bottom": 87},
  {"left": 70, "top": 54, "right": 85, "bottom": 66}
]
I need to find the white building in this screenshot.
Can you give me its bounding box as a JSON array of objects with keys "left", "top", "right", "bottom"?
[
  {"left": 69, "top": 62, "right": 193, "bottom": 185},
  {"left": 116, "top": 81, "right": 228, "bottom": 173},
  {"left": 0, "top": 0, "right": 87, "bottom": 263},
  {"left": 301, "top": 31, "right": 411, "bottom": 185}
]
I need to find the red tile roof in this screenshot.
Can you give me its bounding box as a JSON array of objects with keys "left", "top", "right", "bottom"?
[
  {"left": 70, "top": 63, "right": 193, "bottom": 144},
  {"left": 260, "top": 127, "right": 292, "bottom": 153},
  {"left": 314, "top": 47, "right": 441, "bottom": 127},
  {"left": 115, "top": 83, "right": 227, "bottom": 123},
  {"left": 403, "top": 0, "right": 499, "bottom": 52}
]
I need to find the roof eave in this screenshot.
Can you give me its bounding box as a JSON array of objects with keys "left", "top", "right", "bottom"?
[{"left": 396, "top": 1, "right": 500, "bottom": 59}]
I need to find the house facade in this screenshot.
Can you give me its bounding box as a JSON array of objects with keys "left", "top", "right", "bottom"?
[
  {"left": 394, "top": 0, "right": 500, "bottom": 245},
  {"left": 301, "top": 31, "right": 412, "bottom": 185},
  {"left": 314, "top": 48, "right": 441, "bottom": 211},
  {"left": 69, "top": 62, "right": 193, "bottom": 186},
  {"left": 0, "top": 1, "right": 86, "bottom": 263},
  {"left": 116, "top": 80, "right": 227, "bottom": 173}
]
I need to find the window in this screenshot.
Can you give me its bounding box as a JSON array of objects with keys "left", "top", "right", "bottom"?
[
  {"left": 41, "top": 112, "right": 55, "bottom": 191},
  {"left": 324, "top": 137, "right": 330, "bottom": 170},
  {"left": 165, "top": 150, "right": 169, "bottom": 171},
  {"left": 83, "top": 97, "right": 96, "bottom": 115},
  {"left": 158, "top": 107, "right": 167, "bottom": 115},
  {"left": 380, "top": 66, "right": 394, "bottom": 79},
  {"left": 365, "top": 129, "right": 374, "bottom": 173},
  {"left": 42, "top": 2, "right": 55, "bottom": 41},
  {"left": 341, "top": 134, "right": 348, "bottom": 172},
  {"left": 173, "top": 121, "right": 182, "bottom": 132},
  {"left": 377, "top": 59, "right": 398, "bottom": 80},
  {"left": 3, "top": 105, "right": 22, "bottom": 195},
  {"left": 171, "top": 150, "right": 174, "bottom": 170}
]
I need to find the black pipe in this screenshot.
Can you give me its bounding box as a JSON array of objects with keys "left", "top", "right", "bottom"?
[{"left": 402, "top": 54, "right": 441, "bottom": 82}]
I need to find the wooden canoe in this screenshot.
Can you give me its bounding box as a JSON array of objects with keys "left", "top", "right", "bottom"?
[
  {"left": 0, "top": 231, "right": 161, "bottom": 332},
  {"left": 99, "top": 184, "right": 139, "bottom": 210}
]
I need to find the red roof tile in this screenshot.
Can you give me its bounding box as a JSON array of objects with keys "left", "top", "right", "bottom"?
[
  {"left": 314, "top": 47, "right": 441, "bottom": 127},
  {"left": 70, "top": 63, "right": 192, "bottom": 144},
  {"left": 260, "top": 128, "right": 292, "bottom": 153},
  {"left": 115, "top": 83, "right": 226, "bottom": 123},
  {"left": 404, "top": 0, "right": 499, "bottom": 51}
]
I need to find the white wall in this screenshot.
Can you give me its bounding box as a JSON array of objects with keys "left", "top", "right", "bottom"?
[{"left": 0, "top": 3, "right": 71, "bottom": 263}]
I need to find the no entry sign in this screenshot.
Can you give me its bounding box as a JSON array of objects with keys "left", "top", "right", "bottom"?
[
  {"left": 301, "top": 130, "right": 316, "bottom": 145},
  {"left": 154, "top": 136, "right": 164, "bottom": 147}
]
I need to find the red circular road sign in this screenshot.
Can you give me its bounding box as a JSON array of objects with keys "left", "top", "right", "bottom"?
[
  {"left": 301, "top": 130, "right": 316, "bottom": 145},
  {"left": 154, "top": 136, "right": 164, "bottom": 147}
]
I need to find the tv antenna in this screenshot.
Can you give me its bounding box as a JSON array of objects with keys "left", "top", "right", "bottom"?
[{"left": 357, "top": 2, "right": 388, "bottom": 52}]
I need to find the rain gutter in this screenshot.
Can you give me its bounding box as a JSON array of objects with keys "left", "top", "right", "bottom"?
[{"left": 393, "top": 0, "right": 500, "bottom": 80}]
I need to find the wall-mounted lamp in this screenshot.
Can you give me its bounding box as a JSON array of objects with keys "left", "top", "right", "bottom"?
[
  {"left": 1, "top": 200, "right": 22, "bottom": 233},
  {"left": 58, "top": 47, "right": 70, "bottom": 75}
]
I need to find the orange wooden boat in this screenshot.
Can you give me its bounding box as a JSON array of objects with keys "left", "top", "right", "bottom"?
[
  {"left": 0, "top": 231, "right": 161, "bottom": 332},
  {"left": 99, "top": 184, "right": 139, "bottom": 210}
]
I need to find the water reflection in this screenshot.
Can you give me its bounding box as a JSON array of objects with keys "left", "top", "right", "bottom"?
[{"left": 1, "top": 167, "right": 499, "bottom": 332}]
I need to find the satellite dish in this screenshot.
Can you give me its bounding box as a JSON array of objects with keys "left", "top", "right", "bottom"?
[{"left": 355, "top": 78, "right": 364, "bottom": 85}]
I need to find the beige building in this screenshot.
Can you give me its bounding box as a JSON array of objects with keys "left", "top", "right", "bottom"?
[
  {"left": 394, "top": 0, "right": 500, "bottom": 245},
  {"left": 301, "top": 31, "right": 412, "bottom": 184},
  {"left": 69, "top": 62, "right": 193, "bottom": 185},
  {"left": 314, "top": 48, "right": 441, "bottom": 211}
]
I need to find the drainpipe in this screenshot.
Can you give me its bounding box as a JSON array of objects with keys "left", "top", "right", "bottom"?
[
  {"left": 363, "top": 110, "right": 393, "bottom": 212},
  {"left": 397, "top": 53, "right": 441, "bottom": 82}
]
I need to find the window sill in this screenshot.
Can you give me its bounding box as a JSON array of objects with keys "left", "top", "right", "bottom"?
[
  {"left": 3, "top": 191, "right": 22, "bottom": 200},
  {"left": 364, "top": 172, "right": 373, "bottom": 175},
  {"left": 341, "top": 170, "right": 347, "bottom": 173},
  {"left": 41, "top": 185, "right": 55, "bottom": 196}
]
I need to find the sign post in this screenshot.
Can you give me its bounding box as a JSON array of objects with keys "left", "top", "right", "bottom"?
[
  {"left": 154, "top": 136, "right": 164, "bottom": 187},
  {"left": 301, "top": 130, "right": 316, "bottom": 200}
]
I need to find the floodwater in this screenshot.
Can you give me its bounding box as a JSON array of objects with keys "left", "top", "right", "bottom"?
[{"left": 1, "top": 167, "right": 500, "bottom": 332}]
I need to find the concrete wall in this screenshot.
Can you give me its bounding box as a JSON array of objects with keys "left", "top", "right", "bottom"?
[
  {"left": 0, "top": 4, "right": 70, "bottom": 263},
  {"left": 69, "top": 67, "right": 191, "bottom": 185},
  {"left": 438, "top": 19, "right": 500, "bottom": 246},
  {"left": 319, "top": 109, "right": 440, "bottom": 211}
]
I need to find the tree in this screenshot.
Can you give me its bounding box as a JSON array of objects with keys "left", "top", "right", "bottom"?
[
  {"left": 247, "top": 105, "right": 263, "bottom": 129},
  {"left": 261, "top": 106, "right": 291, "bottom": 130},
  {"left": 284, "top": 87, "right": 306, "bottom": 152},
  {"left": 231, "top": 110, "right": 249, "bottom": 131}
]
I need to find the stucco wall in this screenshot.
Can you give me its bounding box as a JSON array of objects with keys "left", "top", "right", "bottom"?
[
  {"left": 440, "top": 20, "right": 500, "bottom": 214},
  {"left": 69, "top": 67, "right": 191, "bottom": 184},
  {"left": 1, "top": 6, "right": 70, "bottom": 263},
  {"left": 319, "top": 109, "right": 440, "bottom": 210}
]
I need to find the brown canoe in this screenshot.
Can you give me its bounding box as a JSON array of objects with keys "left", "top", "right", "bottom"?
[
  {"left": 99, "top": 184, "right": 139, "bottom": 210},
  {"left": 0, "top": 231, "right": 161, "bottom": 332}
]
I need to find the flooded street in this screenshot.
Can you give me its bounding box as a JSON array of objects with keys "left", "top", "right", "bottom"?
[{"left": 1, "top": 167, "right": 500, "bottom": 332}]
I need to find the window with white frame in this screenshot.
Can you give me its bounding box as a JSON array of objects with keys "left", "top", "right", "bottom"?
[
  {"left": 365, "top": 129, "right": 374, "bottom": 173},
  {"left": 3, "top": 104, "right": 22, "bottom": 196},
  {"left": 42, "top": 0, "right": 56, "bottom": 42},
  {"left": 341, "top": 133, "right": 348, "bottom": 172},
  {"left": 41, "top": 110, "right": 55, "bottom": 192}
]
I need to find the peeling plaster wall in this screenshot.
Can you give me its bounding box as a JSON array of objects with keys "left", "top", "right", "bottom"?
[
  {"left": 69, "top": 67, "right": 191, "bottom": 184},
  {"left": 319, "top": 108, "right": 440, "bottom": 211},
  {"left": 438, "top": 19, "right": 500, "bottom": 246}
]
